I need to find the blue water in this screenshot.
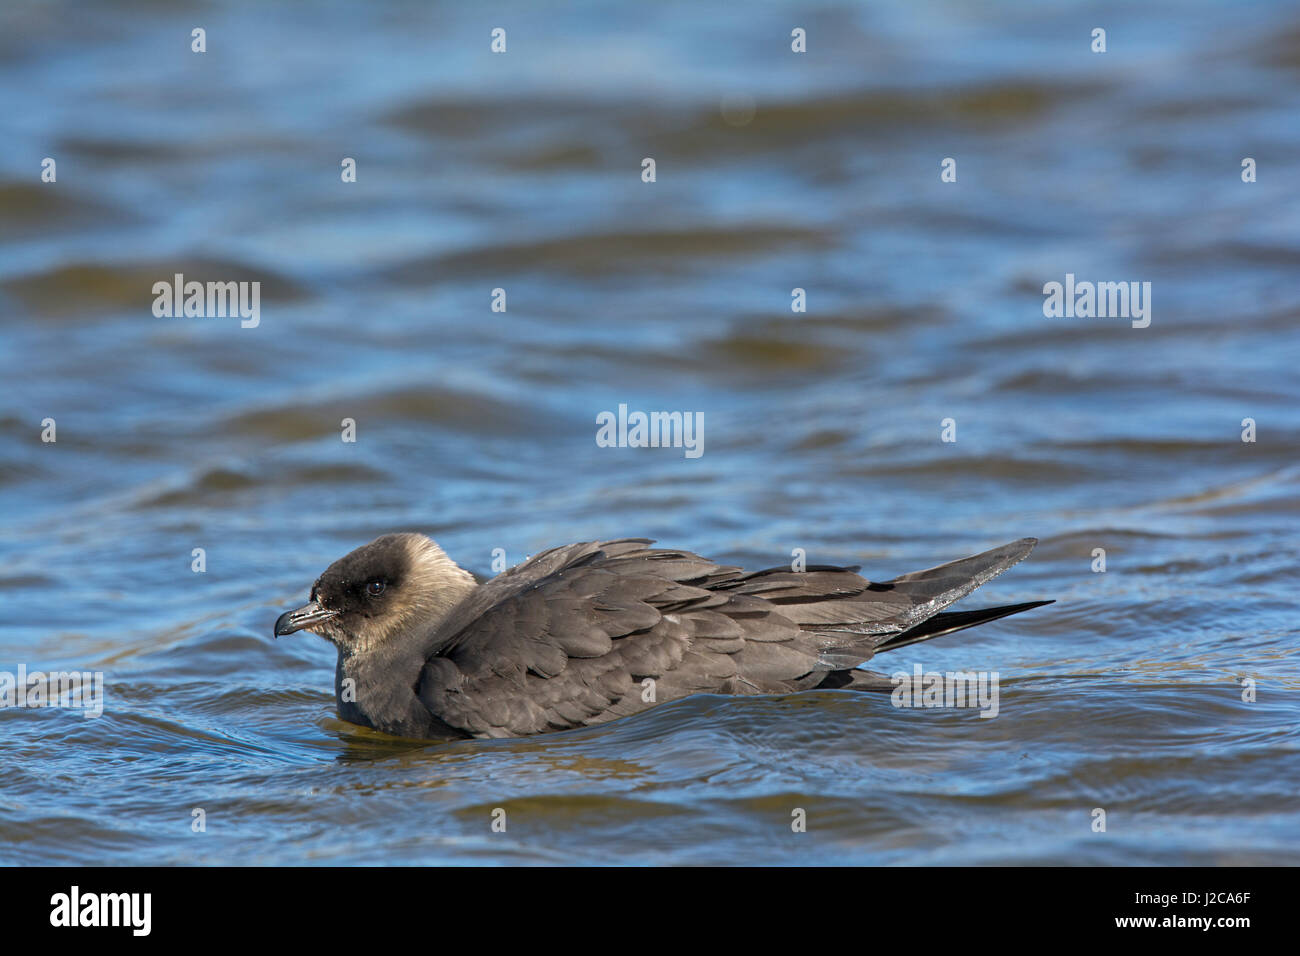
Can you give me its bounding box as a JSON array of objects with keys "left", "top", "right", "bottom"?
[{"left": 0, "top": 0, "right": 1297, "bottom": 864}]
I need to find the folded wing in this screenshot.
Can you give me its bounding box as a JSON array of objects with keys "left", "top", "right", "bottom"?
[{"left": 416, "top": 537, "right": 1039, "bottom": 737}]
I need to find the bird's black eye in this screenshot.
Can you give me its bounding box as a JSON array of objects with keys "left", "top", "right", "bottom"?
[{"left": 366, "top": 579, "right": 386, "bottom": 597}]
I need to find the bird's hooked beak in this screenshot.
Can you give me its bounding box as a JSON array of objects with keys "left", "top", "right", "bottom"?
[{"left": 274, "top": 600, "right": 338, "bottom": 637}]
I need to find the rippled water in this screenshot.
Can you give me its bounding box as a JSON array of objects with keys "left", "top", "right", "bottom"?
[{"left": 1, "top": 0, "right": 1298, "bottom": 865}]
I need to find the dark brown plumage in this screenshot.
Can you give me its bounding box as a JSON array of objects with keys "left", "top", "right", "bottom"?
[{"left": 273, "top": 534, "right": 1051, "bottom": 740}]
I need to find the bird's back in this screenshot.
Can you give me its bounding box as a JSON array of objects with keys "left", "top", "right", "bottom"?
[{"left": 413, "top": 537, "right": 1039, "bottom": 738}]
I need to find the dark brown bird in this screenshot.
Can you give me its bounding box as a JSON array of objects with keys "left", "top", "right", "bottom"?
[{"left": 274, "top": 534, "right": 1051, "bottom": 740}]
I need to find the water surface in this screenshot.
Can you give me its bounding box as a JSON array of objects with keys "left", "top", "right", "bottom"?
[{"left": 1, "top": 0, "right": 1298, "bottom": 865}]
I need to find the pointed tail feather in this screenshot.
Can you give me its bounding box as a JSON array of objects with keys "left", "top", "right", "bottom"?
[
  {"left": 882, "top": 537, "right": 1039, "bottom": 608},
  {"left": 873, "top": 599, "right": 1054, "bottom": 654}
]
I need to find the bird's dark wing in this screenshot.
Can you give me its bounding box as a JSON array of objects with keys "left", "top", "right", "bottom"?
[
  {"left": 416, "top": 539, "right": 806, "bottom": 737},
  {"left": 415, "top": 537, "right": 1038, "bottom": 737}
]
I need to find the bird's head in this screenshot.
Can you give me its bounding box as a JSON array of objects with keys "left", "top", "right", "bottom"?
[{"left": 273, "top": 533, "right": 477, "bottom": 653}]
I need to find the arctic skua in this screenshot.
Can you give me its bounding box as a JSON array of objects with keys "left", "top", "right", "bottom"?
[{"left": 274, "top": 534, "right": 1051, "bottom": 740}]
